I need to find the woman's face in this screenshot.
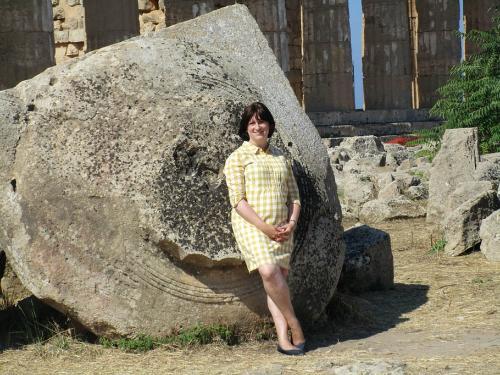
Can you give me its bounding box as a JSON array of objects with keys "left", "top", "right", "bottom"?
[{"left": 247, "top": 114, "right": 270, "bottom": 145}]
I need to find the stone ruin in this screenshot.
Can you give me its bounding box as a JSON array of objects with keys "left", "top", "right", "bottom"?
[{"left": 0, "top": 5, "right": 345, "bottom": 337}]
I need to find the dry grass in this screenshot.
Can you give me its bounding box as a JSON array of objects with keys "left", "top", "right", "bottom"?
[{"left": 1, "top": 218, "right": 499, "bottom": 375}]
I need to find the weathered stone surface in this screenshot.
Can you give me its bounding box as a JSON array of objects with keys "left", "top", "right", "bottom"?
[
  {"left": 360, "top": 197, "right": 426, "bottom": 223},
  {"left": 480, "top": 210, "right": 500, "bottom": 261},
  {"left": 338, "top": 225, "right": 393, "bottom": 293},
  {"left": 407, "top": 184, "right": 428, "bottom": 200},
  {"left": 378, "top": 180, "right": 404, "bottom": 200},
  {"left": 444, "top": 190, "right": 500, "bottom": 256},
  {"left": 342, "top": 174, "right": 377, "bottom": 218},
  {"left": 475, "top": 154, "right": 500, "bottom": 184},
  {"left": 384, "top": 143, "right": 410, "bottom": 166},
  {"left": 0, "top": 5, "right": 344, "bottom": 337},
  {"left": 338, "top": 136, "right": 385, "bottom": 159},
  {"left": 427, "top": 128, "right": 480, "bottom": 225},
  {"left": 446, "top": 181, "right": 496, "bottom": 213}
]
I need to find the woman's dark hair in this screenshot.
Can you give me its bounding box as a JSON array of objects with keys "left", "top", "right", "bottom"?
[{"left": 238, "top": 102, "right": 276, "bottom": 141}]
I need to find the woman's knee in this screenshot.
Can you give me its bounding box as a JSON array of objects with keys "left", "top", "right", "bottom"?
[{"left": 258, "top": 264, "right": 281, "bottom": 282}]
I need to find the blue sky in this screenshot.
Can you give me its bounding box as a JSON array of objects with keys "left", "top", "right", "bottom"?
[{"left": 347, "top": 0, "right": 464, "bottom": 109}]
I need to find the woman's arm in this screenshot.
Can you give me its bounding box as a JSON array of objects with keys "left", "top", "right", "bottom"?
[{"left": 235, "top": 199, "right": 284, "bottom": 242}]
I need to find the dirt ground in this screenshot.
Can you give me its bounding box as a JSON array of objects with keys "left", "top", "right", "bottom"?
[{"left": 1, "top": 218, "right": 499, "bottom": 374}]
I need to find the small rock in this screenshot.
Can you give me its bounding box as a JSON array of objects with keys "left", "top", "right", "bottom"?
[
  {"left": 480, "top": 210, "right": 500, "bottom": 261},
  {"left": 406, "top": 184, "right": 428, "bottom": 200},
  {"left": 360, "top": 196, "right": 426, "bottom": 223},
  {"left": 415, "top": 156, "right": 430, "bottom": 166},
  {"left": 384, "top": 144, "right": 410, "bottom": 167},
  {"left": 338, "top": 135, "right": 385, "bottom": 159},
  {"left": 392, "top": 172, "right": 420, "bottom": 188},
  {"left": 339, "top": 225, "right": 393, "bottom": 293},
  {"left": 374, "top": 171, "right": 394, "bottom": 191},
  {"left": 396, "top": 158, "right": 416, "bottom": 171},
  {"left": 444, "top": 190, "right": 500, "bottom": 256},
  {"left": 474, "top": 155, "right": 500, "bottom": 184},
  {"left": 65, "top": 43, "right": 80, "bottom": 57},
  {"left": 342, "top": 173, "right": 377, "bottom": 218},
  {"left": 378, "top": 180, "right": 404, "bottom": 199}
]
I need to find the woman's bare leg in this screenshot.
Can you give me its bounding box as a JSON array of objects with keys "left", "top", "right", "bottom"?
[{"left": 258, "top": 264, "right": 305, "bottom": 349}]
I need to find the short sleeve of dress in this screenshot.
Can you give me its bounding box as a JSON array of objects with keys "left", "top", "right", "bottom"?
[
  {"left": 286, "top": 159, "right": 301, "bottom": 206},
  {"left": 223, "top": 152, "right": 246, "bottom": 208}
]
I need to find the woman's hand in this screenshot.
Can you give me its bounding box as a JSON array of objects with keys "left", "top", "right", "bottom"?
[
  {"left": 275, "top": 221, "right": 296, "bottom": 242},
  {"left": 260, "top": 223, "right": 286, "bottom": 242}
]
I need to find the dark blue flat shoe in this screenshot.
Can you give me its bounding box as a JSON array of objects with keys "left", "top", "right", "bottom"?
[
  {"left": 294, "top": 342, "right": 306, "bottom": 351},
  {"left": 277, "top": 345, "right": 304, "bottom": 356}
]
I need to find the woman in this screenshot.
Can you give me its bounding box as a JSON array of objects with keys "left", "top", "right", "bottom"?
[{"left": 223, "top": 102, "right": 305, "bottom": 355}]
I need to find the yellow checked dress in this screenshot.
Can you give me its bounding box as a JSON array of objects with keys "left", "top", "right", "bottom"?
[{"left": 223, "top": 141, "right": 301, "bottom": 272}]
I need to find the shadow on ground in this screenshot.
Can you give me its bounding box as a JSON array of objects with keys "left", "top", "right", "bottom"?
[
  {"left": 306, "top": 282, "right": 429, "bottom": 350},
  {"left": 0, "top": 296, "right": 93, "bottom": 351}
]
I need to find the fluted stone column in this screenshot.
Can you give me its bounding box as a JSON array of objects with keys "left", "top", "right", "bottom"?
[
  {"left": 302, "top": 0, "right": 354, "bottom": 111},
  {"left": 84, "top": 0, "right": 140, "bottom": 52},
  {"left": 0, "top": 0, "right": 55, "bottom": 90},
  {"left": 415, "top": 0, "right": 461, "bottom": 108},
  {"left": 464, "top": 0, "right": 499, "bottom": 58},
  {"left": 362, "top": 0, "right": 412, "bottom": 110}
]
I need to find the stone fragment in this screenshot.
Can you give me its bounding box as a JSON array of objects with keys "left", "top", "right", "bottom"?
[
  {"left": 392, "top": 172, "right": 420, "bottom": 188},
  {"left": 138, "top": 0, "right": 156, "bottom": 11},
  {"left": 360, "top": 197, "right": 426, "bottom": 223},
  {"left": 446, "top": 181, "right": 496, "bottom": 213},
  {"left": 339, "top": 135, "right": 385, "bottom": 159},
  {"left": 396, "top": 158, "right": 416, "bottom": 171},
  {"left": 142, "top": 10, "right": 165, "bottom": 25},
  {"left": 65, "top": 18, "right": 79, "bottom": 30},
  {"left": 338, "top": 225, "right": 394, "bottom": 293},
  {"left": 480, "top": 210, "right": 500, "bottom": 261},
  {"left": 407, "top": 184, "right": 428, "bottom": 200},
  {"left": 66, "top": 0, "right": 80, "bottom": 6},
  {"left": 54, "top": 30, "right": 69, "bottom": 43},
  {"left": 0, "top": 5, "right": 344, "bottom": 337},
  {"left": 444, "top": 190, "right": 500, "bottom": 256},
  {"left": 378, "top": 180, "right": 404, "bottom": 199},
  {"left": 65, "top": 43, "right": 80, "bottom": 57},
  {"left": 474, "top": 154, "right": 500, "bottom": 184},
  {"left": 53, "top": 6, "right": 65, "bottom": 20},
  {"left": 384, "top": 143, "right": 410, "bottom": 166},
  {"left": 68, "top": 28, "right": 85, "bottom": 42},
  {"left": 374, "top": 171, "right": 394, "bottom": 191},
  {"left": 342, "top": 174, "right": 377, "bottom": 218},
  {"left": 427, "top": 128, "right": 479, "bottom": 225}
]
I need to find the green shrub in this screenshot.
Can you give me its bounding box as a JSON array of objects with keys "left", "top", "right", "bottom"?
[{"left": 416, "top": 10, "right": 500, "bottom": 154}]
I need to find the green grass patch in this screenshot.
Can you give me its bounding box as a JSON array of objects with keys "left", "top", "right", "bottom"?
[
  {"left": 429, "top": 238, "right": 447, "bottom": 254},
  {"left": 98, "top": 321, "right": 275, "bottom": 352},
  {"left": 414, "top": 148, "right": 438, "bottom": 162}
]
